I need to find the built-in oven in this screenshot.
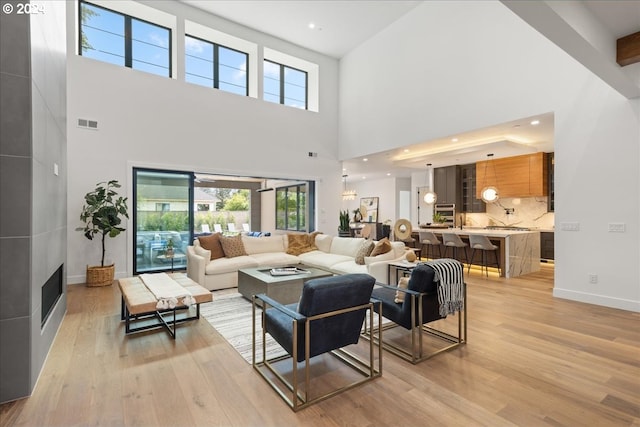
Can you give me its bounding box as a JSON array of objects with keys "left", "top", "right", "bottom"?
[{"left": 434, "top": 204, "right": 456, "bottom": 227}]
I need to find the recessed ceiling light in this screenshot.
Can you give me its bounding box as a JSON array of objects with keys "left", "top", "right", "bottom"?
[
  {"left": 308, "top": 22, "right": 315, "bottom": 29},
  {"left": 403, "top": 149, "right": 409, "bottom": 153},
  {"left": 452, "top": 138, "right": 458, "bottom": 142},
  {"left": 386, "top": 172, "right": 391, "bottom": 176},
  {"left": 362, "top": 158, "right": 368, "bottom": 162},
  {"left": 530, "top": 120, "right": 540, "bottom": 125}
]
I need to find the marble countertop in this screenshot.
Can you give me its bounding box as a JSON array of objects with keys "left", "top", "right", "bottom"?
[{"left": 417, "top": 227, "right": 540, "bottom": 237}]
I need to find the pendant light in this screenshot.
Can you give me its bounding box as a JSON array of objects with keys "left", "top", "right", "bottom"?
[
  {"left": 342, "top": 175, "right": 357, "bottom": 200},
  {"left": 423, "top": 163, "right": 437, "bottom": 204},
  {"left": 480, "top": 153, "right": 499, "bottom": 203}
]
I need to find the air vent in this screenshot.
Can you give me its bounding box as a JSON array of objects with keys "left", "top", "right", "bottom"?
[{"left": 77, "top": 118, "right": 98, "bottom": 130}]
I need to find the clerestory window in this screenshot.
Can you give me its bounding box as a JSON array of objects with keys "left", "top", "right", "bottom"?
[
  {"left": 185, "top": 35, "right": 248, "bottom": 96},
  {"left": 79, "top": 1, "right": 171, "bottom": 78},
  {"left": 263, "top": 60, "right": 308, "bottom": 110}
]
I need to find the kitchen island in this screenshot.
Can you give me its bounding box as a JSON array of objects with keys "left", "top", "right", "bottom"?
[{"left": 414, "top": 228, "right": 540, "bottom": 278}]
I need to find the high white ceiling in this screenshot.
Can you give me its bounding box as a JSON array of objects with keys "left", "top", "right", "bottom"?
[
  {"left": 179, "top": 1, "right": 639, "bottom": 180},
  {"left": 180, "top": 0, "right": 421, "bottom": 58}
]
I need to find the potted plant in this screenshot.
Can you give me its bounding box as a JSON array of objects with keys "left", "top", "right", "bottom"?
[
  {"left": 165, "top": 239, "right": 175, "bottom": 258},
  {"left": 338, "top": 210, "right": 351, "bottom": 237},
  {"left": 432, "top": 212, "right": 447, "bottom": 224},
  {"left": 77, "top": 180, "right": 129, "bottom": 286}
]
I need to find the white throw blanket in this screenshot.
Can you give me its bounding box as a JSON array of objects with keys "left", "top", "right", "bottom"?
[
  {"left": 140, "top": 273, "right": 196, "bottom": 310},
  {"left": 423, "top": 259, "right": 464, "bottom": 317}
]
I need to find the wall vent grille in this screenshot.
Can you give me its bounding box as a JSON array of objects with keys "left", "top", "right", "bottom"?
[{"left": 77, "top": 118, "right": 98, "bottom": 130}]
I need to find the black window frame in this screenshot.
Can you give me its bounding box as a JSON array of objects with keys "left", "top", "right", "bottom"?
[
  {"left": 79, "top": 1, "right": 173, "bottom": 78},
  {"left": 264, "top": 59, "right": 308, "bottom": 110},
  {"left": 133, "top": 167, "right": 194, "bottom": 275},
  {"left": 185, "top": 34, "right": 249, "bottom": 96},
  {"left": 275, "top": 182, "right": 315, "bottom": 232}
]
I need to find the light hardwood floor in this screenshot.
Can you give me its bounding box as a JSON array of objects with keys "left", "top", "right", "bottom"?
[{"left": 2, "top": 264, "right": 639, "bottom": 427}]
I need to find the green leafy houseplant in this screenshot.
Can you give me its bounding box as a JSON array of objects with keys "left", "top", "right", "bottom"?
[
  {"left": 338, "top": 210, "right": 350, "bottom": 234},
  {"left": 432, "top": 212, "right": 447, "bottom": 224},
  {"left": 77, "top": 180, "right": 129, "bottom": 267}
]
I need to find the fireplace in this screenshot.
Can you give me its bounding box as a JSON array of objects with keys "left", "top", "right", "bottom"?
[{"left": 42, "top": 264, "right": 63, "bottom": 327}]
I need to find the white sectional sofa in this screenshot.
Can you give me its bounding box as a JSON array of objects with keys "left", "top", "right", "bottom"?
[{"left": 186, "top": 233, "right": 406, "bottom": 291}]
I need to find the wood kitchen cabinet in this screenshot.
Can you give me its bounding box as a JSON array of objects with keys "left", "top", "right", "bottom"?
[
  {"left": 434, "top": 165, "right": 462, "bottom": 206},
  {"left": 476, "top": 152, "right": 549, "bottom": 199}
]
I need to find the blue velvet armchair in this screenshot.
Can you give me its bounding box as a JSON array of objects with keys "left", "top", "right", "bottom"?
[
  {"left": 252, "top": 273, "right": 382, "bottom": 411},
  {"left": 365, "top": 261, "right": 467, "bottom": 363}
]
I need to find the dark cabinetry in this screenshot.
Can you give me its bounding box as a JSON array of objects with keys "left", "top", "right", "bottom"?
[
  {"left": 434, "top": 164, "right": 484, "bottom": 213},
  {"left": 433, "top": 165, "right": 461, "bottom": 206},
  {"left": 548, "top": 152, "right": 554, "bottom": 212},
  {"left": 460, "top": 164, "right": 485, "bottom": 213},
  {"left": 540, "top": 232, "right": 554, "bottom": 260}
]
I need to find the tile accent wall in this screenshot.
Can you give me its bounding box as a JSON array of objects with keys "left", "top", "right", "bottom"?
[
  {"left": 465, "top": 197, "right": 555, "bottom": 230},
  {"left": 0, "top": 2, "right": 67, "bottom": 403}
]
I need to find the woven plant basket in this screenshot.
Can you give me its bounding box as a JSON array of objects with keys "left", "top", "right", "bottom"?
[{"left": 86, "top": 264, "right": 115, "bottom": 287}]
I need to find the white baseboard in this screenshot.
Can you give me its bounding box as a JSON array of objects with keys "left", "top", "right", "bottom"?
[
  {"left": 553, "top": 288, "right": 640, "bottom": 312},
  {"left": 66, "top": 270, "right": 130, "bottom": 285}
]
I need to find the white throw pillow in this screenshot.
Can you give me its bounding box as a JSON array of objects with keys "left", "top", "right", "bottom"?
[
  {"left": 315, "top": 234, "right": 333, "bottom": 253},
  {"left": 330, "top": 237, "right": 365, "bottom": 257},
  {"left": 364, "top": 250, "right": 397, "bottom": 265},
  {"left": 394, "top": 277, "right": 409, "bottom": 303}
]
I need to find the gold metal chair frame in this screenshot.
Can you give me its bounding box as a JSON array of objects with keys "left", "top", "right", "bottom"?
[
  {"left": 363, "top": 283, "right": 467, "bottom": 364},
  {"left": 252, "top": 295, "right": 383, "bottom": 412}
]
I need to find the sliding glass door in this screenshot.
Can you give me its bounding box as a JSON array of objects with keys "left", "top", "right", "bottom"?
[{"left": 133, "top": 168, "right": 194, "bottom": 274}]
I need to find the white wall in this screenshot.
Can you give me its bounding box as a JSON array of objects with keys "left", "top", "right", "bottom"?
[
  {"left": 339, "top": 1, "right": 639, "bottom": 311},
  {"left": 342, "top": 177, "right": 401, "bottom": 228},
  {"left": 65, "top": 1, "right": 342, "bottom": 283}
]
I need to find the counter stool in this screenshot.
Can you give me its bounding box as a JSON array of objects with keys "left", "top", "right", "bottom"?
[
  {"left": 442, "top": 233, "right": 469, "bottom": 265},
  {"left": 468, "top": 234, "right": 501, "bottom": 277},
  {"left": 418, "top": 231, "right": 442, "bottom": 260}
]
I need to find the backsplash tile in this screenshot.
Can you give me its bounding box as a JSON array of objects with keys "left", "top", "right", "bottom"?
[{"left": 465, "top": 197, "right": 554, "bottom": 230}]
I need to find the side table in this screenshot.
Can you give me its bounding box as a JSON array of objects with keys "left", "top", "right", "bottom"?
[{"left": 387, "top": 261, "right": 418, "bottom": 285}]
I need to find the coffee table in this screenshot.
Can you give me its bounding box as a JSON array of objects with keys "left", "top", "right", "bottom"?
[{"left": 238, "top": 266, "right": 333, "bottom": 306}]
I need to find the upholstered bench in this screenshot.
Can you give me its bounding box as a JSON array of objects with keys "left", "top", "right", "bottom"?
[{"left": 118, "top": 273, "right": 212, "bottom": 339}]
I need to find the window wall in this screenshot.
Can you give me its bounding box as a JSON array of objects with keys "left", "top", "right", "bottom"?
[
  {"left": 133, "top": 169, "right": 193, "bottom": 274},
  {"left": 276, "top": 182, "right": 315, "bottom": 232},
  {"left": 77, "top": 3, "right": 319, "bottom": 109}
]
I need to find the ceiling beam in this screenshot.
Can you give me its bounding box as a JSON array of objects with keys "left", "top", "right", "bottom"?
[{"left": 617, "top": 31, "right": 640, "bottom": 66}]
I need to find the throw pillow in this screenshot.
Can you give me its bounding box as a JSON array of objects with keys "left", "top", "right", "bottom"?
[
  {"left": 364, "top": 249, "right": 397, "bottom": 265},
  {"left": 394, "top": 277, "right": 410, "bottom": 304},
  {"left": 370, "top": 237, "right": 392, "bottom": 257},
  {"left": 286, "top": 232, "right": 319, "bottom": 256},
  {"left": 219, "top": 234, "right": 247, "bottom": 258},
  {"left": 198, "top": 233, "right": 225, "bottom": 260},
  {"left": 355, "top": 240, "right": 375, "bottom": 265},
  {"left": 194, "top": 244, "right": 211, "bottom": 261}
]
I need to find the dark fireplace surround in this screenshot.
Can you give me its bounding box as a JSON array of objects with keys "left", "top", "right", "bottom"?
[{"left": 41, "top": 264, "right": 63, "bottom": 327}]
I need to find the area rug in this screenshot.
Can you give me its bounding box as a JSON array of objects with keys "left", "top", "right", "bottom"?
[{"left": 200, "top": 293, "right": 287, "bottom": 364}]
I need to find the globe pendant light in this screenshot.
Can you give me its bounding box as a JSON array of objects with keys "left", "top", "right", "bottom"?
[
  {"left": 480, "top": 153, "right": 499, "bottom": 203},
  {"left": 423, "top": 163, "right": 437, "bottom": 205}
]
